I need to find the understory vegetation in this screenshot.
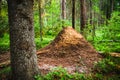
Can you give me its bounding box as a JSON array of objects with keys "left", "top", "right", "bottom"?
[{"left": 1, "top": 11, "right": 120, "bottom": 53}]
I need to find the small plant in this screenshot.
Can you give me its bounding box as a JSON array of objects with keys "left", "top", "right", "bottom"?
[
  {"left": 94, "top": 73, "right": 104, "bottom": 80},
  {"left": 34, "top": 75, "right": 43, "bottom": 80}
]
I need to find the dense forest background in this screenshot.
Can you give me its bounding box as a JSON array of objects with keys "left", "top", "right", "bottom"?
[{"left": 0, "top": 0, "right": 120, "bottom": 53}]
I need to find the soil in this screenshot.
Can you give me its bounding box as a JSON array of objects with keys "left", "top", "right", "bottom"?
[
  {"left": 0, "top": 52, "right": 10, "bottom": 64},
  {"left": 0, "top": 27, "right": 102, "bottom": 75}
]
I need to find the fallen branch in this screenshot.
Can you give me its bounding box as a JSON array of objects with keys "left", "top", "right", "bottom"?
[
  {"left": 0, "top": 60, "right": 10, "bottom": 68},
  {"left": 110, "top": 53, "right": 120, "bottom": 57}
]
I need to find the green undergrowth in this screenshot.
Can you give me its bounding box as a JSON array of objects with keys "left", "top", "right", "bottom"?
[
  {"left": 94, "top": 58, "right": 120, "bottom": 74},
  {"left": 35, "top": 35, "right": 54, "bottom": 49},
  {"left": 34, "top": 67, "right": 89, "bottom": 80},
  {"left": 0, "top": 66, "right": 11, "bottom": 80},
  {"left": 0, "top": 34, "right": 54, "bottom": 53},
  {"left": 34, "top": 66, "right": 120, "bottom": 80},
  {"left": 93, "top": 41, "right": 120, "bottom": 53},
  {"left": 86, "top": 12, "right": 120, "bottom": 53},
  {"left": 0, "top": 67, "right": 11, "bottom": 75},
  {"left": 0, "top": 33, "right": 9, "bottom": 53}
]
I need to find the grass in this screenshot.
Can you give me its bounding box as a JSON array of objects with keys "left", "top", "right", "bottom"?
[{"left": 35, "top": 35, "right": 54, "bottom": 49}]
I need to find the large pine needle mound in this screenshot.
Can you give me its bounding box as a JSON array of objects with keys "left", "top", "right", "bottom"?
[{"left": 37, "top": 27, "right": 101, "bottom": 74}]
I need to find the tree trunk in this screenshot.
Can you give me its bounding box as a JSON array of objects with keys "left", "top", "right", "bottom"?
[
  {"left": 89, "top": 0, "right": 95, "bottom": 40},
  {"left": 106, "top": 0, "right": 114, "bottom": 20},
  {"left": 38, "top": 0, "right": 43, "bottom": 44},
  {"left": 61, "top": 0, "right": 66, "bottom": 28},
  {"left": 110, "top": 0, "right": 114, "bottom": 16},
  {"left": 72, "top": 0, "right": 75, "bottom": 29},
  {"left": 7, "top": 0, "right": 39, "bottom": 80},
  {"left": 89, "top": 0, "right": 92, "bottom": 25},
  {"left": 80, "top": 0, "right": 87, "bottom": 34},
  {"left": 0, "top": 0, "right": 2, "bottom": 15}
]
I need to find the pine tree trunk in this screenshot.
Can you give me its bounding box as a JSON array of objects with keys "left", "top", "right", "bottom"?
[
  {"left": 80, "top": 0, "right": 87, "bottom": 34},
  {"left": 110, "top": 0, "right": 114, "bottom": 16},
  {"left": 89, "top": 0, "right": 92, "bottom": 25},
  {"left": 7, "top": 0, "right": 39, "bottom": 80},
  {"left": 0, "top": 0, "right": 2, "bottom": 15},
  {"left": 38, "top": 0, "right": 43, "bottom": 44},
  {"left": 106, "top": 0, "right": 114, "bottom": 20},
  {"left": 72, "top": 0, "right": 75, "bottom": 29},
  {"left": 61, "top": 0, "right": 66, "bottom": 28}
]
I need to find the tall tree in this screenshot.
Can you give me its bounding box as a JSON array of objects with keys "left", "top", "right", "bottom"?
[
  {"left": 0, "top": 0, "right": 2, "bottom": 15},
  {"left": 72, "top": 0, "right": 75, "bottom": 29},
  {"left": 7, "top": 0, "right": 39, "bottom": 80},
  {"left": 106, "top": 0, "right": 114, "bottom": 20},
  {"left": 61, "top": 0, "right": 66, "bottom": 28},
  {"left": 38, "top": 0, "right": 43, "bottom": 43},
  {"left": 80, "top": 0, "right": 87, "bottom": 34},
  {"left": 89, "top": 0, "right": 95, "bottom": 40},
  {"left": 89, "top": 0, "right": 92, "bottom": 25},
  {"left": 100, "top": 0, "right": 114, "bottom": 20}
]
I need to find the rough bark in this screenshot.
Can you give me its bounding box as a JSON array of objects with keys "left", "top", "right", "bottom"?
[
  {"left": 80, "top": 0, "right": 87, "bottom": 34},
  {"left": 72, "top": 0, "right": 75, "bottom": 29},
  {"left": 61, "top": 0, "right": 66, "bottom": 28},
  {"left": 7, "top": 0, "right": 39, "bottom": 80}
]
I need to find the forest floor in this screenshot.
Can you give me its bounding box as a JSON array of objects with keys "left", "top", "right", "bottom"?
[{"left": 0, "top": 27, "right": 102, "bottom": 75}]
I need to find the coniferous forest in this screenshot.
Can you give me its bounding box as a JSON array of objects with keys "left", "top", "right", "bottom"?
[{"left": 0, "top": 0, "right": 120, "bottom": 80}]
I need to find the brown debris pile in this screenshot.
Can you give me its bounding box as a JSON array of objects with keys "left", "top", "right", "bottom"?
[{"left": 37, "top": 27, "right": 102, "bottom": 74}]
